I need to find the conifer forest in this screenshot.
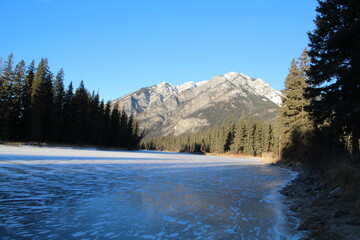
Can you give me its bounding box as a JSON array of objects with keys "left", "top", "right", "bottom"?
[{"left": 0, "top": 55, "right": 142, "bottom": 149}]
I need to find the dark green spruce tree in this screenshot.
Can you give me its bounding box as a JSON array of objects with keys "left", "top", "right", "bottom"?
[
  {"left": 72, "top": 80, "right": 89, "bottom": 144},
  {"left": 0, "top": 54, "right": 15, "bottom": 139},
  {"left": 62, "top": 82, "right": 74, "bottom": 143},
  {"left": 51, "top": 68, "right": 65, "bottom": 142},
  {"left": 279, "top": 50, "right": 313, "bottom": 161},
  {"left": 307, "top": 0, "right": 360, "bottom": 158},
  {"left": 28, "top": 58, "right": 53, "bottom": 141},
  {"left": 20, "top": 61, "right": 35, "bottom": 140},
  {"left": 10, "top": 60, "right": 26, "bottom": 139}
]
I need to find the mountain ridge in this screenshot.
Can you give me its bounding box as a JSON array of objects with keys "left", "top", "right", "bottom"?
[{"left": 112, "top": 72, "right": 281, "bottom": 137}]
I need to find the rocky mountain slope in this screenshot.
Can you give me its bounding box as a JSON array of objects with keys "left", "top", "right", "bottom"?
[{"left": 111, "top": 72, "right": 281, "bottom": 137}]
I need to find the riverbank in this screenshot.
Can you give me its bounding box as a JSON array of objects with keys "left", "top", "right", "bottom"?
[{"left": 279, "top": 162, "right": 360, "bottom": 239}]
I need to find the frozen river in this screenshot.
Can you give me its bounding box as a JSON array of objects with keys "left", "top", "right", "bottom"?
[{"left": 0, "top": 145, "right": 299, "bottom": 239}]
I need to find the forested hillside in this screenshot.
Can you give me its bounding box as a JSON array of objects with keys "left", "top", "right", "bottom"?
[{"left": 0, "top": 55, "right": 142, "bottom": 149}]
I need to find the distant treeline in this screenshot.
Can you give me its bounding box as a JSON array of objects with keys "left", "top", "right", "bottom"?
[
  {"left": 142, "top": 116, "right": 279, "bottom": 156},
  {"left": 0, "top": 54, "right": 142, "bottom": 148}
]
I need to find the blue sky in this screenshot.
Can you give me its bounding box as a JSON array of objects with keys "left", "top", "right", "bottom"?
[{"left": 1, "top": 0, "right": 318, "bottom": 101}]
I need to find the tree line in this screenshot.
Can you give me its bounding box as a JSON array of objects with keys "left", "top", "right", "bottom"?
[
  {"left": 142, "top": 116, "right": 279, "bottom": 156},
  {"left": 0, "top": 54, "right": 142, "bottom": 149}
]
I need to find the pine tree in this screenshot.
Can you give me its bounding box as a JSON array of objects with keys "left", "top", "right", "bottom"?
[
  {"left": 118, "top": 108, "right": 128, "bottom": 147},
  {"left": 262, "top": 123, "right": 273, "bottom": 153},
  {"left": 230, "top": 117, "right": 247, "bottom": 154},
  {"left": 131, "top": 121, "right": 141, "bottom": 149},
  {"left": 0, "top": 54, "right": 15, "bottom": 139},
  {"left": 28, "top": 58, "right": 53, "bottom": 141},
  {"left": 20, "top": 61, "right": 35, "bottom": 140},
  {"left": 126, "top": 114, "right": 135, "bottom": 148},
  {"left": 88, "top": 92, "right": 101, "bottom": 145},
  {"left": 102, "top": 101, "right": 112, "bottom": 146},
  {"left": 307, "top": 0, "right": 360, "bottom": 157},
  {"left": 223, "top": 118, "right": 235, "bottom": 152},
  {"left": 72, "top": 80, "right": 89, "bottom": 144},
  {"left": 62, "top": 82, "right": 74, "bottom": 143},
  {"left": 254, "top": 121, "right": 263, "bottom": 156},
  {"left": 109, "top": 104, "right": 120, "bottom": 147},
  {"left": 279, "top": 50, "right": 313, "bottom": 160},
  {"left": 96, "top": 99, "right": 105, "bottom": 145},
  {"left": 51, "top": 68, "right": 65, "bottom": 142},
  {"left": 10, "top": 60, "right": 26, "bottom": 139},
  {"left": 0, "top": 57, "right": 3, "bottom": 77},
  {"left": 244, "top": 117, "right": 255, "bottom": 155}
]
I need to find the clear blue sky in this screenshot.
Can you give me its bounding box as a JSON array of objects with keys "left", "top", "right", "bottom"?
[{"left": 1, "top": 0, "right": 318, "bottom": 101}]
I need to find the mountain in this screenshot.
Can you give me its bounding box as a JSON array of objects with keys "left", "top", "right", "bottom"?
[{"left": 111, "top": 72, "right": 281, "bottom": 137}]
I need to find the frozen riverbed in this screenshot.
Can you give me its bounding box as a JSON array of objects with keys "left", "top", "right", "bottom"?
[{"left": 0, "top": 145, "right": 299, "bottom": 239}]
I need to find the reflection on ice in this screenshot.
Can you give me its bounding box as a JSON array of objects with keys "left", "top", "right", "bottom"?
[{"left": 0, "top": 145, "right": 300, "bottom": 239}]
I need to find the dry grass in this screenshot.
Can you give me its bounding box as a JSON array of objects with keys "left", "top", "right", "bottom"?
[
  {"left": 261, "top": 152, "right": 280, "bottom": 164},
  {"left": 204, "top": 152, "right": 259, "bottom": 159},
  {"left": 321, "top": 160, "right": 360, "bottom": 201}
]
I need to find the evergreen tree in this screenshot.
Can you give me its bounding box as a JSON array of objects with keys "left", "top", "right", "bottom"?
[
  {"left": 72, "top": 80, "right": 89, "bottom": 143},
  {"left": 103, "top": 101, "right": 112, "bottom": 145},
  {"left": 28, "top": 58, "right": 53, "bottom": 141},
  {"left": 88, "top": 92, "right": 101, "bottom": 145},
  {"left": 51, "top": 68, "right": 65, "bottom": 142},
  {"left": 118, "top": 108, "right": 128, "bottom": 147},
  {"left": 230, "top": 117, "right": 246, "bottom": 153},
  {"left": 0, "top": 53, "right": 15, "bottom": 139},
  {"left": 0, "top": 57, "right": 3, "bottom": 77},
  {"left": 20, "top": 61, "right": 35, "bottom": 140},
  {"left": 307, "top": 0, "right": 360, "bottom": 157},
  {"left": 262, "top": 123, "right": 273, "bottom": 153},
  {"left": 62, "top": 82, "right": 74, "bottom": 142},
  {"left": 254, "top": 121, "right": 263, "bottom": 156},
  {"left": 279, "top": 50, "right": 313, "bottom": 160},
  {"left": 109, "top": 104, "right": 120, "bottom": 147},
  {"left": 97, "top": 99, "right": 106, "bottom": 145},
  {"left": 223, "top": 118, "right": 235, "bottom": 152},
  {"left": 131, "top": 121, "right": 141, "bottom": 149},
  {"left": 126, "top": 114, "right": 135, "bottom": 148},
  {"left": 244, "top": 117, "right": 256, "bottom": 155},
  {"left": 10, "top": 60, "right": 26, "bottom": 139}
]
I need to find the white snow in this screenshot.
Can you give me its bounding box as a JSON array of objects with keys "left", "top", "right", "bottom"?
[
  {"left": 195, "top": 80, "right": 209, "bottom": 86},
  {"left": 176, "top": 81, "right": 197, "bottom": 92}
]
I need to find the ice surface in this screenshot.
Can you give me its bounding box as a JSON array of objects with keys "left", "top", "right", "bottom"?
[{"left": 0, "top": 145, "right": 301, "bottom": 239}]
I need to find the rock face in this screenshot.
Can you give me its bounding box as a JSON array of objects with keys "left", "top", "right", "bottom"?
[{"left": 111, "top": 72, "right": 282, "bottom": 137}]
